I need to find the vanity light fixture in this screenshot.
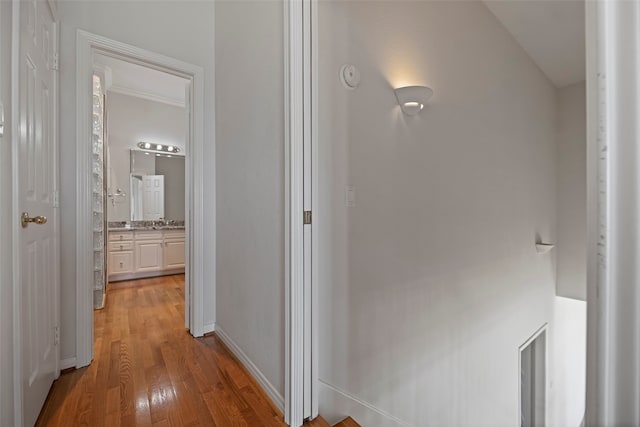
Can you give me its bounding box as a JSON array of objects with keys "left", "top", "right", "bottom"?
[
  {"left": 137, "top": 141, "right": 181, "bottom": 154},
  {"left": 394, "top": 85, "right": 433, "bottom": 115}
]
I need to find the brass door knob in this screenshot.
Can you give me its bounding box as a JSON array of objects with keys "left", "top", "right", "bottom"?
[{"left": 21, "top": 212, "right": 47, "bottom": 228}]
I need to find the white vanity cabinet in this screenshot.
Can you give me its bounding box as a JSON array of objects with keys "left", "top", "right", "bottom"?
[
  {"left": 108, "top": 228, "right": 185, "bottom": 281},
  {"left": 108, "top": 232, "right": 134, "bottom": 275},
  {"left": 163, "top": 230, "right": 186, "bottom": 269},
  {"left": 134, "top": 231, "right": 164, "bottom": 272}
]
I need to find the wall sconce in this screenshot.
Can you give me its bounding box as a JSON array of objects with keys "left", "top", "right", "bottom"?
[
  {"left": 394, "top": 86, "right": 433, "bottom": 115},
  {"left": 137, "top": 141, "right": 180, "bottom": 154}
]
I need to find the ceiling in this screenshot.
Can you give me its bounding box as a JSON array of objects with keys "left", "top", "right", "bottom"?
[
  {"left": 483, "top": 0, "right": 585, "bottom": 88},
  {"left": 93, "top": 1, "right": 585, "bottom": 95},
  {"left": 94, "top": 53, "right": 188, "bottom": 107}
]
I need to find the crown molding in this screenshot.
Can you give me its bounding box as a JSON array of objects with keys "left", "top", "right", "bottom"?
[{"left": 108, "top": 84, "right": 185, "bottom": 108}]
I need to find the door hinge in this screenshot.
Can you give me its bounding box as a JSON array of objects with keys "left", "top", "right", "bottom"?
[
  {"left": 53, "top": 190, "right": 60, "bottom": 208},
  {"left": 54, "top": 326, "right": 60, "bottom": 346},
  {"left": 303, "top": 210, "right": 312, "bottom": 225},
  {"left": 52, "top": 52, "right": 59, "bottom": 71}
]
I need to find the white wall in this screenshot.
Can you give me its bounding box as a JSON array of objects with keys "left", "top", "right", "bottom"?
[
  {"left": 0, "top": 1, "right": 15, "bottom": 425},
  {"left": 106, "top": 91, "right": 186, "bottom": 222},
  {"left": 317, "top": 1, "right": 570, "bottom": 425},
  {"left": 57, "top": 0, "right": 216, "bottom": 362},
  {"left": 556, "top": 82, "right": 586, "bottom": 300},
  {"left": 156, "top": 156, "right": 185, "bottom": 222},
  {"left": 215, "top": 0, "right": 285, "bottom": 400},
  {"left": 551, "top": 297, "right": 586, "bottom": 427}
]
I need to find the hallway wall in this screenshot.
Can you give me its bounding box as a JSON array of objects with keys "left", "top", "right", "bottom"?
[
  {"left": 556, "top": 82, "right": 587, "bottom": 300},
  {"left": 0, "top": 1, "right": 15, "bottom": 425},
  {"left": 214, "top": 0, "right": 286, "bottom": 402},
  {"left": 317, "top": 1, "right": 568, "bottom": 425},
  {"left": 57, "top": 0, "right": 216, "bottom": 363}
]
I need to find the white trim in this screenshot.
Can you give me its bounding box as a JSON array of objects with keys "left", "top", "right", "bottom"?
[
  {"left": 108, "top": 268, "right": 185, "bottom": 283},
  {"left": 310, "top": 0, "right": 319, "bottom": 419},
  {"left": 215, "top": 326, "right": 285, "bottom": 412},
  {"left": 74, "top": 29, "right": 93, "bottom": 367},
  {"left": 51, "top": 19, "right": 61, "bottom": 381},
  {"left": 584, "top": 0, "right": 600, "bottom": 424},
  {"left": 285, "top": 0, "right": 306, "bottom": 426},
  {"left": 11, "top": 0, "right": 22, "bottom": 424},
  {"left": 75, "top": 30, "right": 209, "bottom": 368},
  {"left": 59, "top": 357, "right": 77, "bottom": 371},
  {"left": 202, "top": 322, "right": 215, "bottom": 335},
  {"left": 318, "top": 381, "right": 411, "bottom": 427},
  {"left": 518, "top": 324, "right": 548, "bottom": 427},
  {"left": 586, "top": 2, "right": 640, "bottom": 425},
  {"left": 107, "top": 84, "right": 185, "bottom": 108}
]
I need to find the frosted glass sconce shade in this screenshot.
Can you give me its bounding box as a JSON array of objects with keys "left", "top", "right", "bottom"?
[{"left": 394, "top": 85, "right": 433, "bottom": 115}]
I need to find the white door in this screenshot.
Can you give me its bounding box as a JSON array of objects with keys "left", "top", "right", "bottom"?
[
  {"left": 142, "top": 174, "right": 164, "bottom": 220},
  {"left": 17, "top": 1, "right": 58, "bottom": 425}
]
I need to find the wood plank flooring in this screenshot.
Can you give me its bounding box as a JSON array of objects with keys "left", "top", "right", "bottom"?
[{"left": 36, "top": 274, "right": 287, "bottom": 426}]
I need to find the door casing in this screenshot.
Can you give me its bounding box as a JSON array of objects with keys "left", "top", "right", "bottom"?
[{"left": 74, "top": 31, "right": 209, "bottom": 368}]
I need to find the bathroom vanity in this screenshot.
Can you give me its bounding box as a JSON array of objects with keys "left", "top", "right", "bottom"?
[{"left": 108, "top": 225, "right": 185, "bottom": 282}]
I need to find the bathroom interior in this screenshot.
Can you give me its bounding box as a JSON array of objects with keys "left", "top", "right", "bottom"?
[{"left": 91, "top": 53, "right": 189, "bottom": 309}]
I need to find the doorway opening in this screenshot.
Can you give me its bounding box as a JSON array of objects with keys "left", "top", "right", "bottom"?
[
  {"left": 91, "top": 52, "right": 189, "bottom": 323},
  {"left": 75, "top": 31, "right": 208, "bottom": 368},
  {"left": 520, "top": 326, "right": 547, "bottom": 427}
]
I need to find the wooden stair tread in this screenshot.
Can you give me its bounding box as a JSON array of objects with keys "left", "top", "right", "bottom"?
[{"left": 334, "top": 416, "right": 361, "bottom": 427}]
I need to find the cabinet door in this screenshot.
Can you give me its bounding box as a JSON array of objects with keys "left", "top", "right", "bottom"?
[
  {"left": 109, "top": 251, "right": 134, "bottom": 274},
  {"left": 135, "top": 240, "right": 164, "bottom": 272},
  {"left": 164, "top": 239, "right": 185, "bottom": 269}
]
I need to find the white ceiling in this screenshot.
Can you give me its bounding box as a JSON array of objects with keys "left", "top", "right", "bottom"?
[
  {"left": 93, "top": 1, "right": 585, "bottom": 94},
  {"left": 94, "top": 53, "right": 188, "bottom": 107},
  {"left": 483, "top": 0, "right": 585, "bottom": 88}
]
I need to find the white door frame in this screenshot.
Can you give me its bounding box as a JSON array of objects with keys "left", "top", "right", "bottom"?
[
  {"left": 75, "top": 30, "right": 208, "bottom": 368},
  {"left": 585, "top": 0, "right": 640, "bottom": 425},
  {"left": 285, "top": 0, "right": 319, "bottom": 425},
  {"left": 11, "top": 0, "right": 61, "bottom": 424}
]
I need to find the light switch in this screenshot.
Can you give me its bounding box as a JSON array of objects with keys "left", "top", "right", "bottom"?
[
  {"left": 0, "top": 101, "right": 4, "bottom": 137},
  {"left": 345, "top": 186, "right": 355, "bottom": 207}
]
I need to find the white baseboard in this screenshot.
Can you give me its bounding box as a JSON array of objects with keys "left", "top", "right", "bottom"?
[
  {"left": 203, "top": 322, "right": 216, "bottom": 334},
  {"left": 214, "top": 326, "right": 284, "bottom": 411},
  {"left": 319, "top": 380, "right": 411, "bottom": 427},
  {"left": 60, "top": 357, "right": 77, "bottom": 370}
]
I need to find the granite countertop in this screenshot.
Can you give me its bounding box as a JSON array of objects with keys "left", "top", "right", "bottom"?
[
  {"left": 108, "top": 221, "right": 185, "bottom": 232},
  {"left": 108, "top": 225, "right": 185, "bottom": 231}
]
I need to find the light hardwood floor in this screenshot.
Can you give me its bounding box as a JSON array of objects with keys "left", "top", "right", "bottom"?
[{"left": 36, "top": 274, "right": 288, "bottom": 426}]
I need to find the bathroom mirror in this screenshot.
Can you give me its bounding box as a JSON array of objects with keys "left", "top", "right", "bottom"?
[{"left": 111, "top": 149, "right": 185, "bottom": 221}]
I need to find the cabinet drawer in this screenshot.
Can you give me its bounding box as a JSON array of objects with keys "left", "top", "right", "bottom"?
[
  {"left": 163, "top": 230, "right": 185, "bottom": 240},
  {"left": 109, "top": 241, "right": 134, "bottom": 252},
  {"left": 109, "top": 231, "right": 133, "bottom": 242},
  {"left": 108, "top": 251, "right": 133, "bottom": 274},
  {"left": 135, "top": 231, "right": 163, "bottom": 240}
]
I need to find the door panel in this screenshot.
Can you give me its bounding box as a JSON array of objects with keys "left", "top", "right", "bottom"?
[
  {"left": 142, "top": 175, "right": 164, "bottom": 220},
  {"left": 19, "top": 1, "right": 57, "bottom": 425},
  {"left": 164, "top": 239, "right": 185, "bottom": 268},
  {"left": 135, "top": 241, "right": 163, "bottom": 271}
]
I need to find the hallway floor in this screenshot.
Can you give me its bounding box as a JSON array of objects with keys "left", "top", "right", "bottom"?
[{"left": 36, "top": 274, "right": 287, "bottom": 426}]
